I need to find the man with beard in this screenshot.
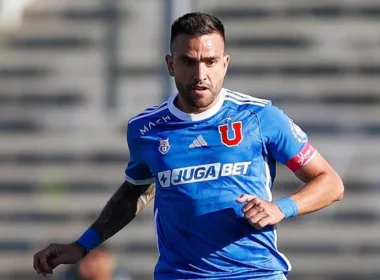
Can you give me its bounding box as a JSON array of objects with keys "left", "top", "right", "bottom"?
[{"left": 33, "top": 12, "right": 344, "bottom": 280}]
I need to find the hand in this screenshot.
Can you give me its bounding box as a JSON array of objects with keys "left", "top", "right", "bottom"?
[
  {"left": 33, "top": 242, "right": 86, "bottom": 276},
  {"left": 236, "top": 194, "right": 285, "bottom": 230}
]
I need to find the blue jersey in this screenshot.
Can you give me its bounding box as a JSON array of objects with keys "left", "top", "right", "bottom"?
[{"left": 125, "top": 89, "right": 317, "bottom": 279}]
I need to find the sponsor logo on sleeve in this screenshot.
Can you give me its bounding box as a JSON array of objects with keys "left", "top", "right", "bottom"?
[
  {"left": 289, "top": 119, "right": 308, "bottom": 143},
  {"left": 286, "top": 143, "right": 317, "bottom": 172},
  {"left": 140, "top": 115, "right": 171, "bottom": 135}
]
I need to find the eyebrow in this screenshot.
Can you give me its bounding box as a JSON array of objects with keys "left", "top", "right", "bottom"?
[{"left": 178, "top": 55, "right": 219, "bottom": 61}]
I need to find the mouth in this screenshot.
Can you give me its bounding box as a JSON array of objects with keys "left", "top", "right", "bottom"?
[{"left": 191, "top": 85, "right": 209, "bottom": 92}]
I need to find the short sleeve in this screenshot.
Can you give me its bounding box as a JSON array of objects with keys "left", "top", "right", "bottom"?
[
  {"left": 124, "top": 123, "right": 154, "bottom": 185},
  {"left": 258, "top": 104, "right": 318, "bottom": 172}
]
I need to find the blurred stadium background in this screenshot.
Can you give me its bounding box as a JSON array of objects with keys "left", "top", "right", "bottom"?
[{"left": 0, "top": 0, "right": 379, "bottom": 279}]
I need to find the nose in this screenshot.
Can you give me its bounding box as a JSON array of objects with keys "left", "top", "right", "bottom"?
[{"left": 193, "top": 62, "right": 207, "bottom": 82}]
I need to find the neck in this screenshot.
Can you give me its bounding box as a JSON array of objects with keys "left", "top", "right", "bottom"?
[{"left": 175, "top": 94, "right": 221, "bottom": 115}]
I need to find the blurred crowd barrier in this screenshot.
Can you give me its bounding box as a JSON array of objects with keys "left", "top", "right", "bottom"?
[{"left": 0, "top": 0, "right": 379, "bottom": 279}]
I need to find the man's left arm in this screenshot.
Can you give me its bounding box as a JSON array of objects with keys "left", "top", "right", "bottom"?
[
  {"left": 237, "top": 104, "right": 344, "bottom": 229},
  {"left": 237, "top": 153, "right": 344, "bottom": 229},
  {"left": 291, "top": 152, "right": 344, "bottom": 215}
]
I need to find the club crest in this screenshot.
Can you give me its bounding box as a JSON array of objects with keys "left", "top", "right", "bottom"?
[
  {"left": 218, "top": 119, "right": 243, "bottom": 147},
  {"left": 158, "top": 138, "right": 170, "bottom": 155}
]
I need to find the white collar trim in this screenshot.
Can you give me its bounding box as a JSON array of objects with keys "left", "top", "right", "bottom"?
[{"left": 168, "top": 88, "right": 225, "bottom": 121}]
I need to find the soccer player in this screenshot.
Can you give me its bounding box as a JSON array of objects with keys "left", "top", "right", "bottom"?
[{"left": 33, "top": 12, "right": 344, "bottom": 280}]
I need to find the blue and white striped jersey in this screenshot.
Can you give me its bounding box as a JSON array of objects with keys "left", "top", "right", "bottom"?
[{"left": 125, "top": 88, "right": 317, "bottom": 279}]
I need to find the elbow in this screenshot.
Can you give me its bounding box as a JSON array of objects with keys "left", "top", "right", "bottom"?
[
  {"left": 334, "top": 175, "right": 345, "bottom": 202},
  {"left": 323, "top": 170, "right": 344, "bottom": 202},
  {"left": 336, "top": 189, "right": 344, "bottom": 201}
]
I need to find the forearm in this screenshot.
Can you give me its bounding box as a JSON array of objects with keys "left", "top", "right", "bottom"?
[
  {"left": 291, "top": 171, "right": 344, "bottom": 216},
  {"left": 90, "top": 181, "right": 155, "bottom": 242}
]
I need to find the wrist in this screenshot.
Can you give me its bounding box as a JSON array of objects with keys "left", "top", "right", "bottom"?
[
  {"left": 274, "top": 197, "right": 298, "bottom": 218},
  {"left": 75, "top": 228, "right": 102, "bottom": 253},
  {"left": 73, "top": 242, "right": 88, "bottom": 257}
]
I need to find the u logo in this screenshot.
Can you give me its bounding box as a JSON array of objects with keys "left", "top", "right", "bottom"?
[{"left": 218, "top": 121, "right": 243, "bottom": 147}]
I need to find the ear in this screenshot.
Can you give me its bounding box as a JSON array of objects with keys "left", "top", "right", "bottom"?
[
  {"left": 165, "top": 55, "right": 174, "bottom": 77},
  {"left": 223, "top": 54, "right": 230, "bottom": 76}
]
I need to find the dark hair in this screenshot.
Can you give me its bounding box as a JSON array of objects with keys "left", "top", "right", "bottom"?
[{"left": 170, "top": 12, "right": 225, "bottom": 49}]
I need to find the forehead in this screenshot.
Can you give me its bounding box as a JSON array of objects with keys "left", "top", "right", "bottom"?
[{"left": 171, "top": 33, "right": 225, "bottom": 57}]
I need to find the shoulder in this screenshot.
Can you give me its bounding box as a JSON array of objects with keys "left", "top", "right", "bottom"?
[
  {"left": 223, "top": 89, "right": 272, "bottom": 114},
  {"left": 128, "top": 100, "right": 170, "bottom": 125},
  {"left": 223, "top": 89, "right": 292, "bottom": 133},
  {"left": 126, "top": 100, "right": 171, "bottom": 134}
]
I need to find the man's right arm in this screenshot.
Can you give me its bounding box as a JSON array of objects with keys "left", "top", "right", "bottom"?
[
  {"left": 90, "top": 180, "right": 155, "bottom": 242},
  {"left": 33, "top": 181, "right": 155, "bottom": 276}
]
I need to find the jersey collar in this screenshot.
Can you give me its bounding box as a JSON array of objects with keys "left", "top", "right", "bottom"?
[{"left": 168, "top": 88, "right": 226, "bottom": 121}]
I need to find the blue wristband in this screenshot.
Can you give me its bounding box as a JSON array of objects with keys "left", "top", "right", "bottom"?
[
  {"left": 274, "top": 197, "right": 298, "bottom": 218},
  {"left": 76, "top": 228, "right": 102, "bottom": 253}
]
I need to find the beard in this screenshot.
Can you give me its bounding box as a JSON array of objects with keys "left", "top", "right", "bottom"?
[{"left": 174, "top": 80, "right": 221, "bottom": 110}]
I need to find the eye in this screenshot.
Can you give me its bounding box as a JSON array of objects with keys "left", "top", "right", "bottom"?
[
  {"left": 206, "top": 60, "right": 217, "bottom": 66},
  {"left": 182, "top": 59, "right": 194, "bottom": 66}
]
